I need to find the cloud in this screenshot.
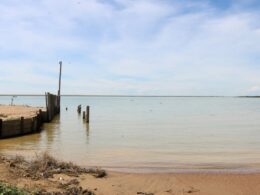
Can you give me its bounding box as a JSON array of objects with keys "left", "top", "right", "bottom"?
[{"left": 0, "top": 0, "right": 260, "bottom": 95}]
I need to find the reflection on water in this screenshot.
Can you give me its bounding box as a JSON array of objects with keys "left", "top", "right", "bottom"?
[{"left": 1, "top": 96, "right": 260, "bottom": 172}]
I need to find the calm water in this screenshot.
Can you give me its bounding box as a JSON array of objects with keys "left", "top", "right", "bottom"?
[{"left": 1, "top": 96, "right": 260, "bottom": 172}]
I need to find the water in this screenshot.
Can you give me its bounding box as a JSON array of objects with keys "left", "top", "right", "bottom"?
[{"left": 1, "top": 96, "right": 260, "bottom": 172}]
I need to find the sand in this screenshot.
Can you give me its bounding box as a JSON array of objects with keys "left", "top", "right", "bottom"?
[
  {"left": 77, "top": 172, "right": 260, "bottom": 195},
  {"left": 0, "top": 105, "right": 44, "bottom": 120},
  {"left": 1, "top": 157, "right": 260, "bottom": 195}
]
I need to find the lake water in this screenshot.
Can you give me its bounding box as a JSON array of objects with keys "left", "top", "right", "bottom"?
[{"left": 0, "top": 96, "right": 260, "bottom": 172}]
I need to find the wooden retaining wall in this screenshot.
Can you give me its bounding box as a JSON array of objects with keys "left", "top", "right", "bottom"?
[
  {"left": 0, "top": 112, "right": 43, "bottom": 138},
  {"left": 0, "top": 92, "right": 60, "bottom": 139}
]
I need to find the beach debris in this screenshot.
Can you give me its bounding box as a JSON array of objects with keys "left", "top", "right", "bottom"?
[
  {"left": 35, "top": 186, "right": 95, "bottom": 195},
  {"left": 0, "top": 114, "right": 8, "bottom": 118},
  {"left": 4, "top": 152, "right": 107, "bottom": 180},
  {"left": 137, "top": 192, "right": 154, "bottom": 195},
  {"left": 183, "top": 186, "right": 200, "bottom": 194},
  {"left": 58, "top": 178, "right": 80, "bottom": 189}
]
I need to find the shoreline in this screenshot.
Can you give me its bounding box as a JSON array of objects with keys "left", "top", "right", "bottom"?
[
  {"left": 0, "top": 94, "right": 260, "bottom": 98},
  {"left": 2, "top": 150, "right": 260, "bottom": 175},
  {"left": 105, "top": 167, "right": 260, "bottom": 174},
  {"left": 1, "top": 153, "right": 260, "bottom": 195}
]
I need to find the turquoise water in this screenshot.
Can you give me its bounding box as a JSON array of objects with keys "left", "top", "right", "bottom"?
[{"left": 0, "top": 96, "right": 260, "bottom": 172}]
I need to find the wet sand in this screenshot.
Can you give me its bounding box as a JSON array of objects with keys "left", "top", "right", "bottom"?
[{"left": 79, "top": 172, "right": 260, "bottom": 195}]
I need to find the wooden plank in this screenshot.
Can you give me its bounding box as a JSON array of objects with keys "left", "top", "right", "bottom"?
[
  {"left": 36, "top": 113, "right": 41, "bottom": 131},
  {"left": 48, "top": 93, "right": 52, "bottom": 121},
  {"left": 0, "top": 119, "right": 2, "bottom": 138},
  {"left": 20, "top": 117, "right": 24, "bottom": 134}
]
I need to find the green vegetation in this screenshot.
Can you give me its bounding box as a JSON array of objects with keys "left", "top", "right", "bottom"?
[{"left": 0, "top": 182, "right": 27, "bottom": 195}]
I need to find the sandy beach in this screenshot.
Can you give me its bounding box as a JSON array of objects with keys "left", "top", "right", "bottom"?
[
  {"left": 0, "top": 105, "right": 44, "bottom": 120},
  {"left": 0, "top": 154, "right": 260, "bottom": 195},
  {"left": 78, "top": 172, "right": 260, "bottom": 195}
]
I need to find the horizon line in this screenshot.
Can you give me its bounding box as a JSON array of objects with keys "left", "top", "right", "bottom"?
[{"left": 0, "top": 94, "right": 259, "bottom": 98}]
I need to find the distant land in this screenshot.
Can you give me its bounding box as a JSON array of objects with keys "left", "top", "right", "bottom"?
[{"left": 0, "top": 94, "right": 259, "bottom": 98}]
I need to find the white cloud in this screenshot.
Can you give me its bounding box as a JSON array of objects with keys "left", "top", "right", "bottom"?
[
  {"left": 247, "top": 86, "right": 260, "bottom": 95},
  {"left": 0, "top": 0, "right": 260, "bottom": 95}
]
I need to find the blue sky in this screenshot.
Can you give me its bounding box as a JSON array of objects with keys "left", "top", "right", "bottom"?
[{"left": 0, "top": 0, "right": 260, "bottom": 95}]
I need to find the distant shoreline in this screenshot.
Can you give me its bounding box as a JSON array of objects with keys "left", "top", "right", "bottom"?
[{"left": 0, "top": 94, "right": 259, "bottom": 98}]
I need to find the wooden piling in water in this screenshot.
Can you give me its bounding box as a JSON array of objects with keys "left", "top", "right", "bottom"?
[
  {"left": 77, "top": 105, "right": 81, "bottom": 114},
  {"left": 83, "top": 111, "right": 86, "bottom": 119},
  {"left": 86, "top": 106, "right": 90, "bottom": 123}
]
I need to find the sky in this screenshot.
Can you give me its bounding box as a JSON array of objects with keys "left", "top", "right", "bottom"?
[{"left": 0, "top": 0, "right": 260, "bottom": 96}]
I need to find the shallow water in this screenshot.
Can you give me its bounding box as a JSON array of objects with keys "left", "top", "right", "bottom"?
[{"left": 1, "top": 96, "right": 260, "bottom": 172}]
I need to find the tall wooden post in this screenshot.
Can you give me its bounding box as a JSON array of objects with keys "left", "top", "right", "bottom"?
[
  {"left": 86, "top": 106, "right": 90, "bottom": 123},
  {"left": 58, "top": 61, "right": 62, "bottom": 113}
]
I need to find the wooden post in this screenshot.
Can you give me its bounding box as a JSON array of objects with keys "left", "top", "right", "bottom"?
[
  {"left": 39, "top": 109, "right": 42, "bottom": 122},
  {"left": 86, "top": 106, "right": 90, "bottom": 123},
  {"left": 31, "top": 117, "right": 35, "bottom": 132},
  {"left": 48, "top": 93, "right": 52, "bottom": 121},
  {"left": 0, "top": 119, "right": 2, "bottom": 138},
  {"left": 36, "top": 113, "right": 41, "bottom": 131},
  {"left": 45, "top": 92, "right": 49, "bottom": 121},
  {"left": 57, "top": 61, "right": 62, "bottom": 113},
  {"left": 45, "top": 92, "right": 48, "bottom": 110},
  {"left": 20, "top": 117, "right": 24, "bottom": 134},
  {"left": 83, "top": 111, "right": 86, "bottom": 119},
  {"left": 77, "top": 105, "right": 81, "bottom": 114}
]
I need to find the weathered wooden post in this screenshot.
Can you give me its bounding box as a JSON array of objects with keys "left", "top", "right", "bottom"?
[
  {"left": 83, "top": 111, "right": 86, "bottom": 119},
  {"left": 47, "top": 93, "right": 51, "bottom": 121},
  {"left": 36, "top": 113, "right": 41, "bottom": 131},
  {"left": 0, "top": 119, "right": 2, "bottom": 138},
  {"left": 86, "top": 106, "right": 90, "bottom": 123},
  {"left": 39, "top": 109, "right": 42, "bottom": 122},
  {"left": 31, "top": 117, "right": 35, "bottom": 132},
  {"left": 57, "top": 61, "right": 62, "bottom": 113},
  {"left": 77, "top": 105, "right": 81, "bottom": 114}
]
